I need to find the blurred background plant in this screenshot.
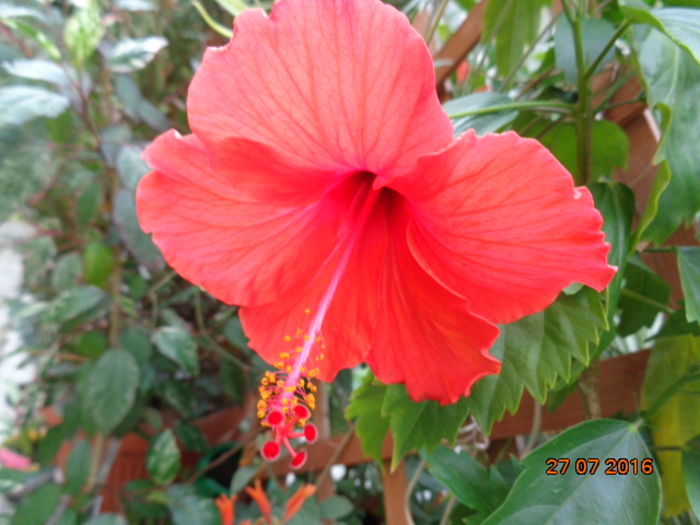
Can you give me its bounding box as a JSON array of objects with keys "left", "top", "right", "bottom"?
[{"left": 0, "top": 0, "right": 699, "bottom": 524}]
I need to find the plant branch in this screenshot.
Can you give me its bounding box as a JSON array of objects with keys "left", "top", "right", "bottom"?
[
  {"left": 404, "top": 457, "right": 427, "bottom": 525},
  {"left": 439, "top": 495, "right": 457, "bottom": 525},
  {"left": 584, "top": 20, "right": 630, "bottom": 80},
  {"left": 315, "top": 422, "right": 357, "bottom": 490},
  {"left": 619, "top": 289, "right": 673, "bottom": 314},
  {"left": 447, "top": 100, "right": 573, "bottom": 119},
  {"left": 194, "top": 289, "right": 251, "bottom": 370},
  {"left": 501, "top": 12, "right": 559, "bottom": 91},
  {"left": 425, "top": 0, "right": 450, "bottom": 45}
]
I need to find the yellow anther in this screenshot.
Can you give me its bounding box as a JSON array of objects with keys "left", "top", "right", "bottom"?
[
  {"left": 261, "top": 378, "right": 268, "bottom": 385},
  {"left": 280, "top": 352, "right": 290, "bottom": 359},
  {"left": 304, "top": 308, "right": 311, "bottom": 315},
  {"left": 282, "top": 398, "right": 289, "bottom": 405},
  {"left": 295, "top": 346, "right": 302, "bottom": 353},
  {"left": 298, "top": 379, "right": 305, "bottom": 387},
  {"left": 286, "top": 365, "right": 292, "bottom": 373},
  {"left": 303, "top": 335, "right": 310, "bottom": 341},
  {"left": 274, "top": 361, "right": 284, "bottom": 369},
  {"left": 295, "top": 328, "right": 303, "bottom": 335},
  {"left": 285, "top": 386, "right": 295, "bottom": 392},
  {"left": 315, "top": 337, "right": 322, "bottom": 343},
  {"left": 277, "top": 380, "right": 284, "bottom": 387},
  {"left": 283, "top": 335, "right": 292, "bottom": 342}
]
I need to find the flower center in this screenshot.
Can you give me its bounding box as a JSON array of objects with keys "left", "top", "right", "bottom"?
[{"left": 257, "top": 176, "right": 381, "bottom": 468}]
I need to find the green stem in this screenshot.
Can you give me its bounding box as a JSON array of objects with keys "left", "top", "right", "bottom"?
[
  {"left": 501, "top": 13, "right": 559, "bottom": 91},
  {"left": 619, "top": 289, "right": 673, "bottom": 314},
  {"left": 193, "top": 289, "right": 251, "bottom": 370},
  {"left": 599, "top": 96, "right": 645, "bottom": 113},
  {"left": 192, "top": 1, "right": 233, "bottom": 38},
  {"left": 566, "top": 6, "right": 592, "bottom": 185},
  {"left": 425, "top": 0, "right": 450, "bottom": 45},
  {"left": 447, "top": 100, "right": 573, "bottom": 119},
  {"left": 468, "top": 0, "right": 514, "bottom": 91},
  {"left": 584, "top": 20, "right": 630, "bottom": 80}
]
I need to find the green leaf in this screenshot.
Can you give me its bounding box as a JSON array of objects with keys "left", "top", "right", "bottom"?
[
  {"left": 160, "top": 380, "right": 196, "bottom": 417},
  {"left": 684, "top": 436, "right": 700, "bottom": 519},
  {"left": 167, "top": 484, "right": 220, "bottom": 525},
  {"left": 114, "top": 75, "right": 169, "bottom": 131},
  {"left": 0, "top": 86, "right": 69, "bottom": 127},
  {"left": 554, "top": 16, "right": 617, "bottom": 83},
  {"left": 74, "top": 330, "right": 107, "bottom": 358},
  {"left": 655, "top": 308, "right": 700, "bottom": 339},
  {"left": 426, "top": 446, "right": 509, "bottom": 520},
  {"left": 482, "top": 420, "right": 661, "bottom": 525},
  {"left": 10, "top": 483, "right": 62, "bottom": 525},
  {"left": 83, "top": 515, "right": 128, "bottom": 525},
  {"left": 65, "top": 439, "right": 91, "bottom": 495},
  {"left": 482, "top": 0, "right": 548, "bottom": 77},
  {"left": 345, "top": 374, "right": 390, "bottom": 463},
  {"left": 620, "top": 1, "right": 700, "bottom": 64},
  {"left": 382, "top": 385, "right": 468, "bottom": 470},
  {"left": 678, "top": 247, "right": 700, "bottom": 323},
  {"left": 153, "top": 326, "right": 199, "bottom": 375},
  {"left": 222, "top": 316, "right": 250, "bottom": 350},
  {"left": 147, "top": 429, "right": 181, "bottom": 485},
  {"left": 634, "top": 160, "right": 671, "bottom": 244},
  {"left": 468, "top": 289, "right": 605, "bottom": 434},
  {"left": 64, "top": 0, "right": 104, "bottom": 68},
  {"left": 642, "top": 334, "right": 700, "bottom": 516},
  {"left": 443, "top": 93, "right": 518, "bottom": 135},
  {"left": 230, "top": 464, "right": 257, "bottom": 493},
  {"left": 540, "top": 121, "right": 629, "bottom": 181},
  {"left": 318, "top": 496, "right": 353, "bottom": 519},
  {"left": 3, "top": 59, "right": 70, "bottom": 89},
  {"left": 55, "top": 509, "right": 79, "bottom": 525},
  {"left": 589, "top": 182, "right": 635, "bottom": 321},
  {"left": 119, "top": 325, "right": 153, "bottom": 366},
  {"left": 76, "top": 179, "right": 104, "bottom": 227},
  {"left": 84, "top": 348, "right": 140, "bottom": 433},
  {"left": 113, "top": 187, "right": 164, "bottom": 270},
  {"left": 53, "top": 253, "right": 83, "bottom": 291},
  {"left": 49, "top": 285, "right": 104, "bottom": 325},
  {"left": 175, "top": 420, "right": 208, "bottom": 453},
  {"left": 0, "top": 17, "right": 60, "bottom": 59},
  {"left": 220, "top": 358, "right": 247, "bottom": 403},
  {"left": 104, "top": 37, "right": 168, "bottom": 73},
  {"left": 83, "top": 241, "right": 115, "bottom": 288},
  {"left": 115, "top": 143, "right": 150, "bottom": 190},
  {"left": 637, "top": 29, "right": 700, "bottom": 242},
  {"left": 618, "top": 259, "right": 670, "bottom": 336},
  {"left": 0, "top": 124, "right": 53, "bottom": 221}
]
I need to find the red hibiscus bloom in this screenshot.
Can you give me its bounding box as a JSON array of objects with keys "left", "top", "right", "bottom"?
[{"left": 137, "top": 0, "right": 614, "bottom": 463}]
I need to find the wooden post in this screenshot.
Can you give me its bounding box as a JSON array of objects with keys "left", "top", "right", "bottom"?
[{"left": 382, "top": 461, "right": 410, "bottom": 525}]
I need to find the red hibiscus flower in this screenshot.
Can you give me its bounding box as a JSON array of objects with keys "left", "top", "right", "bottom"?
[{"left": 137, "top": 0, "right": 614, "bottom": 465}]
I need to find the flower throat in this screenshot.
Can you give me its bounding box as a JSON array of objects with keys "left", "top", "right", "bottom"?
[{"left": 256, "top": 177, "right": 381, "bottom": 469}]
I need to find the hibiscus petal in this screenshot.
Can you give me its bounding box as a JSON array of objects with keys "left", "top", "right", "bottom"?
[
  {"left": 240, "top": 197, "right": 390, "bottom": 380},
  {"left": 136, "top": 131, "right": 351, "bottom": 306},
  {"left": 391, "top": 131, "right": 616, "bottom": 325},
  {"left": 366, "top": 205, "right": 501, "bottom": 404},
  {"left": 187, "top": 0, "right": 452, "bottom": 188}
]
